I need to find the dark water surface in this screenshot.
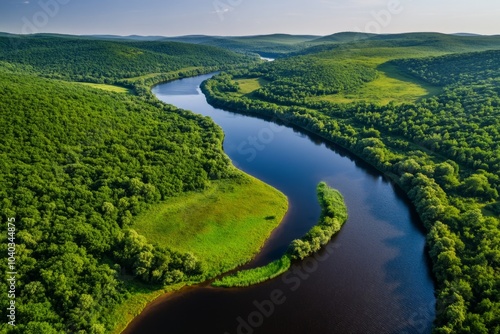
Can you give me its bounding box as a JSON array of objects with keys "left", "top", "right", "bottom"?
[{"left": 125, "top": 73, "right": 435, "bottom": 334}]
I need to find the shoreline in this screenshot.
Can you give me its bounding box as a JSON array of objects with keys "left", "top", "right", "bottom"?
[{"left": 115, "top": 69, "right": 290, "bottom": 334}]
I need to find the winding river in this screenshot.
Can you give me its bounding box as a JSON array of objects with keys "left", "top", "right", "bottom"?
[{"left": 125, "top": 73, "right": 435, "bottom": 334}]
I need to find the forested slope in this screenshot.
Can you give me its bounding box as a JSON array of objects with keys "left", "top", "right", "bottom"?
[
  {"left": 392, "top": 49, "right": 500, "bottom": 86},
  {"left": 202, "top": 46, "right": 500, "bottom": 333},
  {"left": 0, "top": 69, "right": 225, "bottom": 332},
  {"left": 0, "top": 35, "right": 252, "bottom": 82},
  {"left": 294, "top": 32, "right": 500, "bottom": 57},
  {"left": 251, "top": 56, "right": 378, "bottom": 103},
  {"left": 162, "top": 34, "right": 320, "bottom": 58},
  {"left": 0, "top": 35, "right": 282, "bottom": 333}
]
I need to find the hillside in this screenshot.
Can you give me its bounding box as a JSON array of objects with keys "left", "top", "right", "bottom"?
[
  {"left": 295, "top": 32, "right": 500, "bottom": 56},
  {"left": 0, "top": 35, "right": 253, "bottom": 82},
  {"left": 161, "top": 34, "right": 319, "bottom": 57},
  {"left": 80, "top": 32, "right": 500, "bottom": 60},
  {"left": 392, "top": 49, "right": 500, "bottom": 85}
]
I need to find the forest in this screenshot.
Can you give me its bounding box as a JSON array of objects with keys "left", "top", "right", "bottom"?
[
  {"left": 0, "top": 35, "right": 274, "bottom": 333},
  {"left": 0, "top": 35, "right": 254, "bottom": 82},
  {"left": 0, "top": 69, "right": 224, "bottom": 333},
  {"left": 202, "top": 45, "right": 500, "bottom": 333}
]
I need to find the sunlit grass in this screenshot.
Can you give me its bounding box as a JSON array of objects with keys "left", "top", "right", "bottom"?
[
  {"left": 313, "top": 62, "right": 440, "bottom": 105},
  {"left": 76, "top": 82, "right": 131, "bottom": 94},
  {"left": 110, "top": 281, "right": 186, "bottom": 334},
  {"left": 133, "top": 174, "right": 288, "bottom": 275},
  {"left": 309, "top": 50, "right": 443, "bottom": 105},
  {"left": 235, "top": 77, "right": 269, "bottom": 94},
  {"left": 213, "top": 255, "right": 291, "bottom": 287}
]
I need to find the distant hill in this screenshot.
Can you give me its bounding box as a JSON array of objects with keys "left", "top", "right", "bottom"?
[
  {"left": 89, "top": 34, "right": 167, "bottom": 41},
  {"left": 452, "top": 32, "right": 484, "bottom": 37},
  {"left": 294, "top": 32, "right": 500, "bottom": 56},
  {"left": 4, "top": 31, "right": 500, "bottom": 59},
  {"left": 0, "top": 34, "right": 253, "bottom": 81},
  {"left": 308, "top": 32, "right": 375, "bottom": 44},
  {"left": 160, "top": 34, "right": 320, "bottom": 58},
  {"left": 162, "top": 32, "right": 500, "bottom": 58}
]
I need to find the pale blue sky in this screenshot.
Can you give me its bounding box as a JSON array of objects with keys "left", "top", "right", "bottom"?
[{"left": 0, "top": 0, "right": 498, "bottom": 36}]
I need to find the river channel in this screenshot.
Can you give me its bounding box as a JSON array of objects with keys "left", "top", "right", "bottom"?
[{"left": 125, "top": 73, "right": 435, "bottom": 334}]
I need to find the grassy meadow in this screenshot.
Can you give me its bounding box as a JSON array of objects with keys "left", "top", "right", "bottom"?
[
  {"left": 76, "top": 82, "right": 131, "bottom": 94},
  {"left": 133, "top": 173, "right": 288, "bottom": 275}
]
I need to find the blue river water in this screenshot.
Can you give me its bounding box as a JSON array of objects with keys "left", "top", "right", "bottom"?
[{"left": 124, "top": 73, "right": 435, "bottom": 334}]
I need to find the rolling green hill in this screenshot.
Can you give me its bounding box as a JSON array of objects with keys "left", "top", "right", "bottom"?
[
  {"left": 295, "top": 32, "right": 500, "bottom": 56},
  {"left": 0, "top": 35, "right": 253, "bottom": 82},
  {"left": 392, "top": 49, "right": 500, "bottom": 86},
  {"left": 161, "top": 34, "right": 320, "bottom": 57},
  {"left": 81, "top": 32, "right": 500, "bottom": 59},
  {"left": 308, "top": 31, "right": 375, "bottom": 44}
]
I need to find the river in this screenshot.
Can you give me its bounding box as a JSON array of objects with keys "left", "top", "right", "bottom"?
[{"left": 124, "top": 73, "right": 435, "bottom": 334}]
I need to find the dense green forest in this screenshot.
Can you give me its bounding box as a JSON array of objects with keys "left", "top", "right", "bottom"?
[
  {"left": 0, "top": 35, "right": 279, "bottom": 333},
  {"left": 0, "top": 69, "right": 226, "bottom": 333},
  {"left": 0, "top": 35, "right": 253, "bottom": 82},
  {"left": 392, "top": 49, "right": 500, "bottom": 86},
  {"left": 251, "top": 57, "right": 378, "bottom": 104},
  {"left": 162, "top": 32, "right": 500, "bottom": 59},
  {"left": 202, "top": 45, "right": 500, "bottom": 333}
]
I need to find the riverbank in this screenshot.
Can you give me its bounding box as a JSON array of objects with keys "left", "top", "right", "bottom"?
[{"left": 212, "top": 182, "right": 348, "bottom": 288}]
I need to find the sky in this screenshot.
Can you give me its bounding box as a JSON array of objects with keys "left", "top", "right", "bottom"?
[{"left": 0, "top": 0, "right": 499, "bottom": 37}]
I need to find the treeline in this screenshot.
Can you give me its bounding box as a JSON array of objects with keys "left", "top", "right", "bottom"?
[
  {"left": 392, "top": 50, "right": 500, "bottom": 86},
  {"left": 0, "top": 35, "right": 254, "bottom": 83},
  {"left": 202, "top": 51, "right": 500, "bottom": 332},
  {"left": 212, "top": 182, "right": 347, "bottom": 288},
  {"left": 288, "top": 182, "right": 348, "bottom": 260},
  {"left": 0, "top": 70, "right": 234, "bottom": 333}
]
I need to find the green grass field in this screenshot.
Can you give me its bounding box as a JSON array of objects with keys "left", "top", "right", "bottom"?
[
  {"left": 235, "top": 77, "right": 269, "bottom": 95},
  {"left": 111, "top": 281, "right": 186, "bottom": 334},
  {"left": 308, "top": 47, "right": 447, "bottom": 104},
  {"left": 76, "top": 82, "right": 131, "bottom": 93},
  {"left": 133, "top": 173, "right": 288, "bottom": 275},
  {"left": 113, "top": 172, "right": 287, "bottom": 333}
]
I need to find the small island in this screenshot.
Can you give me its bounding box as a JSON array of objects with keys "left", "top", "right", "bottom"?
[{"left": 213, "top": 182, "right": 348, "bottom": 288}]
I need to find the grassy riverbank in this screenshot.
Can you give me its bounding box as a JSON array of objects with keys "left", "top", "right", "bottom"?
[
  {"left": 213, "top": 182, "right": 347, "bottom": 288},
  {"left": 133, "top": 174, "right": 288, "bottom": 276},
  {"left": 111, "top": 171, "right": 287, "bottom": 333}
]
